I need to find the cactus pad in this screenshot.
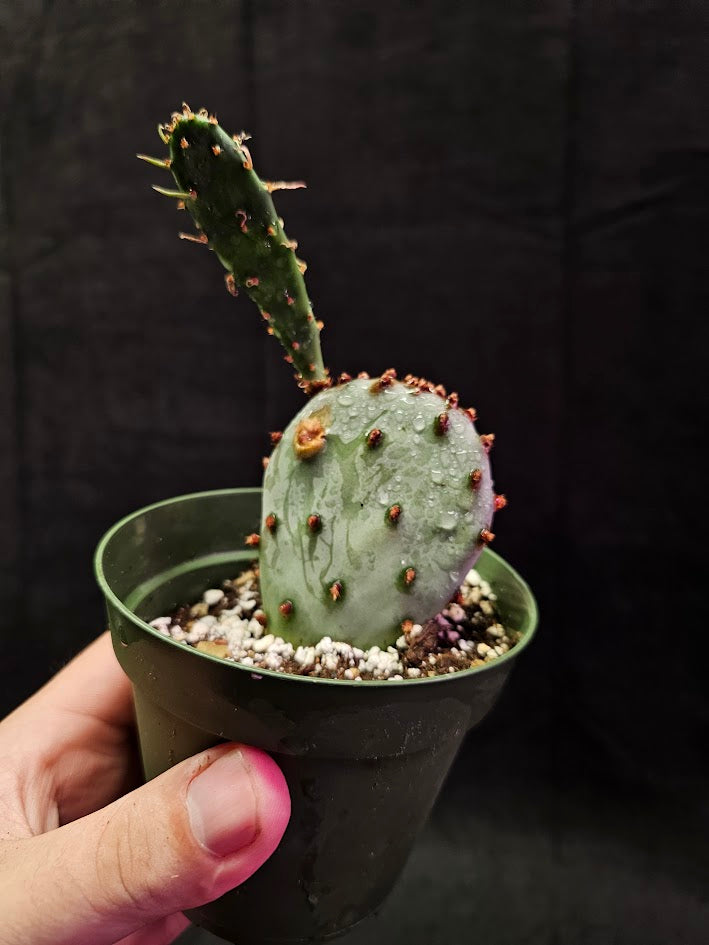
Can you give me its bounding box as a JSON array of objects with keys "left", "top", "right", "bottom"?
[
  {"left": 260, "top": 375, "right": 496, "bottom": 648},
  {"left": 153, "top": 106, "right": 327, "bottom": 390}
]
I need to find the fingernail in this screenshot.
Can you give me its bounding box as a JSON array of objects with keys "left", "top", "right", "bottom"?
[{"left": 187, "top": 749, "right": 258, "bottom": 857}]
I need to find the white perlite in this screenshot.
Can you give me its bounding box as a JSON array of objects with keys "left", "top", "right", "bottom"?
[
  {"left": 202, "top": 588, "right": 225, "bottom": 607},
  {"left": 150, "top": 567, "right": 516, "bottom": 681}
]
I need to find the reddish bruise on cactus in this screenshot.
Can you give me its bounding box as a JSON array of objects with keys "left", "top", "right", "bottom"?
[{"left": 143, "top": 104, "right": 504, "bottom": 652}]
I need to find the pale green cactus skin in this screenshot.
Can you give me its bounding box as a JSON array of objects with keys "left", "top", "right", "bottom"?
[{"left": 260, "top": 377, "right": 496, "bottom": 648}]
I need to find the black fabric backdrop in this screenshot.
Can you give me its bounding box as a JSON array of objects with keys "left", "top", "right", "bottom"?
[{"left": 1, "top": 2, "right": 707, "bottom": 943}]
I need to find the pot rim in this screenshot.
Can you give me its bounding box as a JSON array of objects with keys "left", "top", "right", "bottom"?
[{"left": 95, "top": 487, "right": 538, "bottom": 688}]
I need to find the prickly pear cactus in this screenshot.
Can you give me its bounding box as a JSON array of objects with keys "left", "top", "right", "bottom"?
[
  {"left": 260, "top": 373, "right": 497, "bottom": 648},
  {"left": 142, "top": 104, "right": 327, "bottom": 391},
  {"left": 144, "top": 106, "right": 506, "bottom": 653}
]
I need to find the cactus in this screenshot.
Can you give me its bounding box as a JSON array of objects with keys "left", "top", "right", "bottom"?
[
  {"left": 143, "top": 104, "right": 327, "bottom": 391},
  {"left": 260, "top": 373, "right": 496, "bottom": 648},
  {"left": 144, "top": 106, "right": 502, "bottom": 652}
]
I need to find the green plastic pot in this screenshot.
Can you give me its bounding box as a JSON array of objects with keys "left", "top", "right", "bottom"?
[{"left": 95, "top": 488, "right": 537, "bottom": 944}]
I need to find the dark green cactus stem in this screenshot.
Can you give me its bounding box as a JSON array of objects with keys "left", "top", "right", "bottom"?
[{"left": 148, "top": 105, "right": 328, "bottom": 391}]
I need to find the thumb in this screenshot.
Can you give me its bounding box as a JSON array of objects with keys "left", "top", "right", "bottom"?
[{"left": 0, "top": 743, "right": 290, "bottom": 945}]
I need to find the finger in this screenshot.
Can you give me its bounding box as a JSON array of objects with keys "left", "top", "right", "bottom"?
[
  {"left": 0, "top": 743, "right": 290, "bottom": 945},
  {"left": 116, "top": 913, "right": 190, "bottom": 945},
  {"left": 0, "top": 634, "right": 139, "bottom": 829},
  {"left": 15, "top": 631, "right": 134, "bottom": 729},
  {"left": 1, "top": 633, "right": 134, "bottom": 762}
]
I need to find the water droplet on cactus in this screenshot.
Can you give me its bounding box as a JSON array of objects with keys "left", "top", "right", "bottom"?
[
  {"left": 377, "top": 487, "right": 390, "bottom": 506},
  {"left": 431, "top": 468, "right": 445, "bottom": 485},
  {"left": 438, "top": 509, "right": 459, "bottom": 531},
  {"left": 337, "top": 392, "right": 354, "bottom": 406},
  {"left": 413, "top": 415, "right": 426, "bottom": 432}
]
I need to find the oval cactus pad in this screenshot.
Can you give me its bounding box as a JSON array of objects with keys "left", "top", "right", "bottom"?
[{"left": 261, "top": 376, "right": 496, "bottom": 647}]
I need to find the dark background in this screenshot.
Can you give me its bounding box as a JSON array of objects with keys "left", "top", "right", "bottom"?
[{"left": 1, "top": 1, "right": 708, "bottom": 943}]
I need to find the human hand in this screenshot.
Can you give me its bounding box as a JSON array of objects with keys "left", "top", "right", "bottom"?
[{"left": 0, "top": 633, "right": 291, "bottom": 945}]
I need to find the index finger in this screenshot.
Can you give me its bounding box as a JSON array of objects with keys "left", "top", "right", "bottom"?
[{"left": 3, "top": 632, "right": 134, "bottom": 734}]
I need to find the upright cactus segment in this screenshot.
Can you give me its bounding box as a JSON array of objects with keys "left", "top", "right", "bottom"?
[
  {"left": 260, "top": 373, "right": 497, "bottom": 648},
  {"left": 145, "top": 105, "right": 327, "bottom": 390}
]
